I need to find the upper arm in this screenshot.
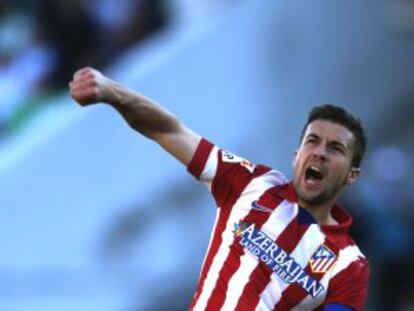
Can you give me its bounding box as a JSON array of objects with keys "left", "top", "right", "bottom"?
[{"left": 153, "top": 124, "right": 202, "bottom": 166}]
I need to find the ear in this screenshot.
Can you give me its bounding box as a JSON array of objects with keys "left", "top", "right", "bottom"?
[{"left": 345, "top": 167, "right": 361, "bottom": 185}]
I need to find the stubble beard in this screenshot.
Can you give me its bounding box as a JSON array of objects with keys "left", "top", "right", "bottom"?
[{"left": 293, "top": 175, "right": 346, "bottom": 207}]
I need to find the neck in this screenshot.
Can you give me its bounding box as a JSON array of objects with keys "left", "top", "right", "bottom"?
[{"left": 299, "top": 199, "right": 338, "bottom": 225}]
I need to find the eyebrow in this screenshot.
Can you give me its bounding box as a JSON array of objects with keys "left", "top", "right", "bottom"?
[
  {"left": 306, "top": 133, "right": 348, "bottom": 150},
  {"left": 329, "top": 140, "right": 347, "bottom": 151},
  {"left": 305, "top": 133, "right": 320, "bottom": 141},
  {"left": 306, "top": 133, "right": 319, "bottom": 139}
]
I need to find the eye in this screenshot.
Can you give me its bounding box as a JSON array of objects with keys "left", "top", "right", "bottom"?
[{"left": 331, "top": 145, "right": 345, "bottom": 154}]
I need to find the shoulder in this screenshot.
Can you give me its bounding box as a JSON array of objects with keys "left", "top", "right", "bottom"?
[
  {"left": 331, "top": 240, "right": 369, "bottom": 282},
  {"left": 215, "top": 146, "right": 288, "bottom": 186},
  {"left": 325, "top": 243, "right": 370, "bottom": 311}
]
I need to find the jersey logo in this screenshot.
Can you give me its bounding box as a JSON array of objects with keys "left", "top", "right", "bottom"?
[
  {"left": 221, "top": 150, "right": 255, "bottom": 173},
  {"left": 251, "top": 200, "right": 273, "bottom": 213},
  {"left": 234, "top": 221, "right": 325, "bottom": 298},
  {"left": 309, "top": 244, "right": 337, "bottom": 274}
]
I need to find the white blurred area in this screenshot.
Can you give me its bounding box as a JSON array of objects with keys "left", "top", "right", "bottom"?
[{"left": 0, "top": 0, "right": 413, "bottom": 310}]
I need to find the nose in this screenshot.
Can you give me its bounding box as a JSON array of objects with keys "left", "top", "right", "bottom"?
[{"left": 311, "top": 143, "right": 327, "bottom": 161}]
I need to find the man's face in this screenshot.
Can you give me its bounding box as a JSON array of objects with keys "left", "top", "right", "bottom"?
[{"left": 293, "top": 120, "right": 359, "bottom": 206}]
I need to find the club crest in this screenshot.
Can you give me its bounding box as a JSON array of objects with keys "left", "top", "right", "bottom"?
[{"left": 309, "top": 244, "right": 337, "bottom": 274}]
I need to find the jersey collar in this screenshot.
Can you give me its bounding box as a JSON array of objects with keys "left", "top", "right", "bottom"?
[{"left": 272, "top": 182, "right": 353, "bottom": 235}]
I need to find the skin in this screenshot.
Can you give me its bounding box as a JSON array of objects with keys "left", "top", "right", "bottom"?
[
  {"left": 69, "top": 67, "right": 201, "bottom": 166},
  {"left": 292, "top": 120, "right": 361, "bottom": 225},
  {"left": 70, "top": 67, "right": 361, "bottom": 226}
]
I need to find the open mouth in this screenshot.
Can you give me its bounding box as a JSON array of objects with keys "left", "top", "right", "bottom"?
[{"left": 305, "top": 165, "right": 324, "bottom": 184}]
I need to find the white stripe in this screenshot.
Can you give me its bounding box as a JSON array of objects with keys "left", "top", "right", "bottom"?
[
  {"left": 222, "top": 200, "right": 297, "bottom": 310},
  {"left": 256, "top": 275, "right": 283, "bottom": 311},
  {"left": 330, "top": 245, "right": 365, "bottom": 275},
  {"left": 259, "top": 220, "right": 326, "bottom": 310},
  {"left": 193, "top": 170, "right": 284, "bottom": 311},
  {"left": 195, "top": 208, "right": 221, "bottom": 291},
  {"left": 261, "top": 200, "right": 297, "bottom": 238},
  {"left": 220, "top": 250, "right": 258, "bottom": 308},
  {"left": 255, "top": 299, "right": 272, "bottom": 311},
  {"left": 200, "top": 146, "right": 219, "bottom": 189},
  {"left": 291, "top": 244, "right": 365, "bottom": 311},
  {"left": 191, "top": 146, "right": 220, "bottom": 300}
]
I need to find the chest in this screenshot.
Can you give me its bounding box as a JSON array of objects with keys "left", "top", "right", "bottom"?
[{"left": 231, "top": 195, "right": 340, "bottom": 301}]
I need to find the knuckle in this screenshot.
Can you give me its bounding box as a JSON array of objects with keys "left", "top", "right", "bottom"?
[{"left": 88, "top": 79, "right": 98, "bottom": 87}]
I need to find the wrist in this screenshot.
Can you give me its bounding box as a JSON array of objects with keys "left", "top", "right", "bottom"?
[{"left": 104, "top": 79, "right": 125, "bottom": 107}]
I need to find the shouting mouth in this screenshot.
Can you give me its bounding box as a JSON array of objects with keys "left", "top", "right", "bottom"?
[{"left": 304, "top": 165, "right": 325, "bottom": 187}]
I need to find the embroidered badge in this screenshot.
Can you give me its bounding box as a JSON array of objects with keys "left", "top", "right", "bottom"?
[
  {"left": 309, "top": 244, "right": 337, "bottom": 274},
  {"left": 221, "top": 151, "right": 255, "bottom": 173}
]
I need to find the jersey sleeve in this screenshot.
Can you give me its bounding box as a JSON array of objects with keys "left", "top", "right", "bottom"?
[
  {"left": 324, "top": 258, "right": 370, "bottom": 311},
  {"left": 187, "top": 138, "right": 271, "bottom": 207}
]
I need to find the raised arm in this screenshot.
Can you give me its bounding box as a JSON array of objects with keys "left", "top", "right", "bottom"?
[{"left": 69, "top": 67, "right": 201, "bottom": 166}]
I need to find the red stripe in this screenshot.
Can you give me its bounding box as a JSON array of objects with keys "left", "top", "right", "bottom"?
[
  {"left": 187, "top": 138, "right": 214, "bottom": 178},
  {"left": 324, "top": 257, "right": 369, "bottom": 311},
  {"left": 311, "top": 259, "right": 325, "bottom": 272},
  {"left": 318, "top": 258, "right": 334, "bottom": 272},
  {"left": 189, "top": 162, "right": 270, "bottom": 310},
  {"left": 211, "top": 152, "right": 270, "bottom": 207},
  {"left": 204, "top": 188, "right": 284, "bottom": 310},
  {"left": 272, "top": 267, "right": 323, "bottom": 310},
  {"left": 188, "top": 204, "right": 232, "bottom": 310},
  {"left": 234, "top": 209, "right": 309, "bottom": 311}
]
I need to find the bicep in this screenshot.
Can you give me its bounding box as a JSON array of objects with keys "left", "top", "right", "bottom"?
[{"left": 154, "top": 124, "right": 202, "bottom": 166}]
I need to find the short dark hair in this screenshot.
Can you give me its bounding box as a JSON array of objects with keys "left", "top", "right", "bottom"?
[{"left": 300, "top": 104, "right": 367, "bottom": 168}]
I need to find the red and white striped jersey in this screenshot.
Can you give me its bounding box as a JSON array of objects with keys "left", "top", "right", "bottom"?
[{"left": 187, "top": 139, "right": 369, "bottom": 311}]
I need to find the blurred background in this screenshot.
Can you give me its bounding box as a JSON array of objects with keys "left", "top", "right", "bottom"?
[{"left": 0, "top": 0, "right": 413, "bottom": 310}]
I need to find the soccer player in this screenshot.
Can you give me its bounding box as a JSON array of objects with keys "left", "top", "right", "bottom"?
[{"left": 70, "top": 67, "right": 369, "bottom": 311}]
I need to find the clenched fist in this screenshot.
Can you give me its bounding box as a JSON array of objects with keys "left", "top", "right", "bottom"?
[{"left": 69, "top": 67, "right": 114, "bottom": 106}]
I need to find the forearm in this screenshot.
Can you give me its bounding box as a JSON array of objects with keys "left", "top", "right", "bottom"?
[
  {"left": 106, "top": 80, "right": 180, "bottom": 140},
  {"left": 70, "top": 67, "right": 201, "bottom": 166}
]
